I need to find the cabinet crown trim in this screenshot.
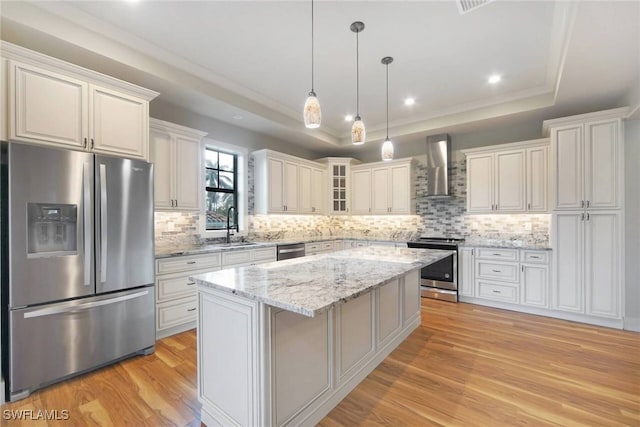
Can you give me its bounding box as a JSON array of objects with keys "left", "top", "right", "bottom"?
[
  {"left": 1, "top": 41, "right": 159, "bottom": 101},
  {"left": 150, "top": 118, "right": 208, "bottom": 139},
  {"left": 542, "top": 107, "right": 628, "bottom": 136},
  {"left": 252, "top": 149, "right": 327, "bottom": 170},
  {"left": 351, "top": 157, "right": 416, "bottom": 170},
  {"left": 462, "top": 138, "right": 549, "bottom": 156}
]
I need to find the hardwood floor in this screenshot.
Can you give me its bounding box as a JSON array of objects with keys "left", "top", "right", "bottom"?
[{"left": 2, "top": 300, "right": 638, "bottom": 426}]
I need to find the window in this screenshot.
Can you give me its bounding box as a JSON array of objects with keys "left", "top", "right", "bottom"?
[{"left": 205, "top": 148, "right": 238, "bottom": 230}]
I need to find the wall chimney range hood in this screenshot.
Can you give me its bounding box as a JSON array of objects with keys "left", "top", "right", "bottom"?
[{"left": 425, "top": 134, "right": 451, "bottom": 197}]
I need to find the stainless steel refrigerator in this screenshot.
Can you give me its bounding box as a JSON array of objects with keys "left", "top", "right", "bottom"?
[{"left": 1, "top": 142, "right": 155, "bottom": 401}]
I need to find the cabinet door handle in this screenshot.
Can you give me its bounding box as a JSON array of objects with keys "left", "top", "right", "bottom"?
[
  {"left": 530, "top": 256, "right": 540, "bottom": 259},
  {"left": 581, "top": 200, "right": 585, "bottom": 208},
  {"left": 187, "top": 281, "right": 196, "bottom": 286},
  {"left": 586, "top": 200, "right": 590, "bottom": 208},
  {"left": 84, "top": 137, "right": 88, "bottom": 148},
  {"left": 522, "top": 265, "right": 524, "bottom": 272},
  {"left": 90, "top": 138, "right": 95, "bottom": 150},
  {"left": 492, "top": 253, "right": 502, "bottom": 256},
  {"left": 186, "top": 261, "right": 197, "bottom": 265},
  {"left": 471, "top": 249, "right": 474, "bottom": 256},
  {"left": 527, "top": 203, "right": 531, "bottom": 210},
  {"left": 187, "top": 307, "right": 196, "bottom": 312},
  {"left": 581, "top": 213, "right": 585, "bottom": 221},
  {"left": 492, "top": 290, "right": 501, "bottom": 294},
  {"left": 492, "top": 269, "right": 502, "bottom": 273},
  {"left": 369, "top": 207, "right": 371, "bottom": 213},
  {"left": 586, "top": 212, "right": 590, "bottom": 221}
]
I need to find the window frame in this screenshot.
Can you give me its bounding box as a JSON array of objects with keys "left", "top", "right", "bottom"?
[
  {"left": 204, "top": 148, "right": 238, "bottom": 231},
  {"left": 200, "top": 138, "right": 248, "bottom": 239}
]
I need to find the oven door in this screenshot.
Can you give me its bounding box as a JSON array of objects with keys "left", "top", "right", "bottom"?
[{"left": 420, "top": 253, "right": 456, "bottom": 291}]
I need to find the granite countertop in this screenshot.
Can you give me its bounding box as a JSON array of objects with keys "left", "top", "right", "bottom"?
[
  {"left": 459, "top": 240, "right": 551, "bottom": 251},
  {"left": 190, "top": 246, "right": 453, "bottom": 318},
  {"left": 155, "top": 241, "right": 277, "bottom": 258},
  {"left": 155, "top": 237, "right": 407, "bottom": 258}
]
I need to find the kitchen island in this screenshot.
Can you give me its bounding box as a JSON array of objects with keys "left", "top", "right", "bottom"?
[{"left": 190, "top": 246, "right": 452, "bottom": 427}]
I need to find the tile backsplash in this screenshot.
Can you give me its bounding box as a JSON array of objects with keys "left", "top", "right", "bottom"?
[{"left": 154, "top": 155, "right": 550, "bottom": 247}]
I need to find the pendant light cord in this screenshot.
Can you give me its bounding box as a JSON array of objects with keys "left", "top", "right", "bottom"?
[
  {"left": 386, "top": 62, "right": 389, "bottom": 139},
  {"left": 356, "top": 30, "right": 360, "bottom": 116},
  {"left": 311, "top": 0, "right": 314, "bottom": 92}
]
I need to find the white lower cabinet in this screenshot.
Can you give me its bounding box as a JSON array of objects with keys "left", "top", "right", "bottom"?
[
  {"left": 458, "top": 248, "right": 475, "bottom": 297},
  {"left": 462, "top": 248, "right": 553, "bottom": 314},
  {"left": 521, "top": 264, "right": 548, "bottom": 307},
  {"left": 155, "top": 247, "right": 276, "bottom": 339},
  {"left": 553, "top": 211, "right": 621, "bottom": 319}
]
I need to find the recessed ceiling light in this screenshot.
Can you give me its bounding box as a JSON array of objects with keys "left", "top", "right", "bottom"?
[
  {"left": 404, "top": 97, "right": 415, "bottom": 106},
  {"left": 488, "top": 74, "right": 502, "bottom": 84},
  {"left": 344, "top": 114, "right": 354, "bottom": 122},
  {"left": 232, "top": 114, "right": 243, "bottom": 120}
]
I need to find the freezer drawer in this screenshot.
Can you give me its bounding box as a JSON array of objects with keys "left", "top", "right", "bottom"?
[{"left": 8, "top": 287, "right": 155, "bottom": 399}]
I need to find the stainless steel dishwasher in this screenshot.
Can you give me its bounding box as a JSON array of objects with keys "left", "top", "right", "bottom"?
[{"left": 276, "top": 243, "right": 306, "bottom": 261}]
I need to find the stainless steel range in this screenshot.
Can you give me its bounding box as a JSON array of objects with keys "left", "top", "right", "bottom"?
[{"left": 407, "top": 237, "right": 464, "bottom": 302}]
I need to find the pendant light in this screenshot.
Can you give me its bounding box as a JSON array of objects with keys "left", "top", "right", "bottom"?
[
  {"left": 303, "top": 0, "right": 321, "bottom": 128},
  {"left": 381, "top": 56, "right": 394, "bottom": 161},
  {"left": 350, "top": 21, "right": 366, "bottom": 145}
]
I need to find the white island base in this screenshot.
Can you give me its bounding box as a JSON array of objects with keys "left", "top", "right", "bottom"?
[{"left": 197, "top": 269, "right": 421, "bottom": 427}]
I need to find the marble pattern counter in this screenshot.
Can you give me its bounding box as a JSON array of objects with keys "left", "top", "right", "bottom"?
[
  {"left": 154, "top": 241, "right": 277, "bottom": 258},
  {"left": 190, "top": 246, "right": 452, "bottom": 317},
  {"left": 460, "top": 239, "right": 551, "bottom": 250}
]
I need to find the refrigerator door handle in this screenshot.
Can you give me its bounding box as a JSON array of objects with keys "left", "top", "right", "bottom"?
[
  {"left": 99, "top": 163, "right": 108, "bottom": 284},
  {"left": 83, "top": 162, "right": 92, "bottom": 287},
  {"left": 23, "top": 290, "right": 150, "bottom": 319}
]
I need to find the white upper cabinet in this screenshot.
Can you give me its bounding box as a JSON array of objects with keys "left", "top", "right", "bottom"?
[
  {"left": 311, "top": 168, "right": 326, "bottom": 214},
  {"left": 352, "top": 169, "right": 372, "bottom": 214},
  {"left": 89, "top": 85, "right": 148, "bottom": 159},
  {"left": 526, "top": 146, "right": 548, "bottom": 212},
  {"left": 351, "top": 159, "right": 415, "bottom": 215},
  {"left": 11, "top": 61, "right": 88, "bottom": 149},
  {"left": 495, "top": 150, "right": 526, "bottom": 212},
  {"left": 316, "top": 158, "right": 357, "bottom": 215},
  {"left": 466, "top": 154, "right": 494, "bottom": 213},
  {"left": 150, "top": 119, "right": 207, "bottom": 211},
  {"left": 253, "top": 149, "right": 327, "bottom": 215},
  {"left": 544, "top": 108, "right": 625, "bottom": 211},
  {"left": 4, "top": 43, "right": 158, "bottom": 159},
  {"left": 465, "top": 139, "right": 549, "bottom": 214}
]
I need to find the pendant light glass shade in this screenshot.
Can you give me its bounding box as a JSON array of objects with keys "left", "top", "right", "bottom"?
[
  {"left": 351, "top": 115, "right": 366, "bottom": 145},
  {"left": 350, "top": 21, "right": 365, "bottom": 145},
  {"left": 304, "top": 91, "right": 321, "bottom": 128},
  {"left": 303, "top": 0, "right": 321, "bottom": 129},
  {"left": 381, "top": 137, "right": 394, "bottom": 161}
]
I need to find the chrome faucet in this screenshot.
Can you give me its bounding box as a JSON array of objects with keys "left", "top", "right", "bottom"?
[{"left": 226, "top": 206, "right": 238, "bottom": 243}]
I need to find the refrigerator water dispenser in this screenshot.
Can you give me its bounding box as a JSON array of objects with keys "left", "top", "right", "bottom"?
[{"left": 27, "top": 203, "right": 77, "bottom": 256}]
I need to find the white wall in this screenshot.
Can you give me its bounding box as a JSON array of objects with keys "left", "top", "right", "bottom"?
[{"left": 624, "top": 119, "right": 640, "bottom": 331}]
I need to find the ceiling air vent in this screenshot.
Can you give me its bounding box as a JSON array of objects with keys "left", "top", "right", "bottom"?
[{"left": 456, "top": 0, "right": 495, "bottom": 15}]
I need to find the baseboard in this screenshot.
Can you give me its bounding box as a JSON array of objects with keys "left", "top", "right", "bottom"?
[
  {"left": 623, "top": 316, "right": 640, "bottom": 332},
  {"left": 459, "top": 297, "right": 624, "bottom": 329},
  {"left": 155, "top": 321, "right": 196, "bottom": 340}
]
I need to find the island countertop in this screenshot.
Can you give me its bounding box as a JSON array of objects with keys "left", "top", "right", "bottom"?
[{"left": 190, "top": 246, "right": 453, "bottom": 317}]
